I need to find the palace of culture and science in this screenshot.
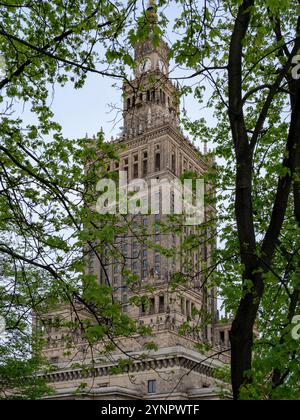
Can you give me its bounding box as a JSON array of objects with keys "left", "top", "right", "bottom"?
[{"left": 37, "top": 3, "right": 231, "bottom": 400}]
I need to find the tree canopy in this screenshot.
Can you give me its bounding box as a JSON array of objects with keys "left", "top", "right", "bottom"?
[{"left": 0, "top": 0, "right": 300, "bottom": 400}]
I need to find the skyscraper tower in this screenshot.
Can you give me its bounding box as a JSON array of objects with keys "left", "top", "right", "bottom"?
[{"left": 38, "top": 3, "right": 230, "bottom": 400}]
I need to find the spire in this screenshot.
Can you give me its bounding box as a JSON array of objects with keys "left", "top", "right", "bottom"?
[{"left": 146, "top": 0, "right": 158, "bottom": 24}]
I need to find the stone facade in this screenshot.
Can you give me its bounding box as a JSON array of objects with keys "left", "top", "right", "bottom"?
[{"left": 38, "top": 5, "right": 231, "bottom": 400}]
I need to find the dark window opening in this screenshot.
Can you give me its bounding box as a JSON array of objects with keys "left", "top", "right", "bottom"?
[
  {"left": 143, "top": 159, "right": 148, "bottom": 176},
  {"left": 149, "top": 298, "right": 155, "bottom": 315},
  {"left": 159, "top": 295, "right": 164, "bottom": 313},
  {"left": 181, "top": 298, "right": 185, "bottom": 314},
  {"left": 171, "top": 153, "right": 176, "bottom": 172}
]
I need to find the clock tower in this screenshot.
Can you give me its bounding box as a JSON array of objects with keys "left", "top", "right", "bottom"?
[{"left": 123, "top": 7, "right": 180, "bottom": 139}]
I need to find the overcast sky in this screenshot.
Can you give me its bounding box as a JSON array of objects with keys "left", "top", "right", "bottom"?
[{"left": 14, "top": 3, "right": 215, "bottom": 154}]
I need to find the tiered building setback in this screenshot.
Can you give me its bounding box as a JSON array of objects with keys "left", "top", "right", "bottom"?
[{"left": 38, "top": 4, "right": 230, "bottom": 400}]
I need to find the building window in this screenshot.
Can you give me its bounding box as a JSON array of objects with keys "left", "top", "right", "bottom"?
[
  {"left": 171, "top": 192, "right": 175, "bottom": 214},
  {"left": 181, "top": 298, "right": 185, "bottom": 314},
  {"left": 149, "top": 298, "right": 155, "bottom": 315},
  {"left": 141, "top": 303, "right": 146, "bottom": 315},
  {"left": 127, "top": 98, "right": 131, "bottom": 109},
  {"left": 133, "top": 163, "right": 138, "bottom": 178},
  {"left": 148, "top": 380, "right": 157, "bottom": 394},
  {"left": 147, "top": 90, "right": 150, "bottom": 101},
  {"left": 133, "top": 249, "right": 139, "bottom": 258},
  {"left": 171, "top": 153, "right": 176, "bottom": 173},
  {"left": 143, "top": 151, "right": 148, "bottom": 176},
  {"left": 154, "top": 192, "right": 160, "bottom": 213},
  {"left": 155, "top": 153, "right": 160, "bottom": 171},
  {"left": 143, "top": 159, "right": 148, "bottom": 176},
  {"left": 186, "top": 300, "right": 190, "bottom": 317},
  {"left": 159, "top": 295, "right": 164, "bottom": 313}
]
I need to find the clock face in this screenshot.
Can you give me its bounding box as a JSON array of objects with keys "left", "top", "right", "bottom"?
[
  {"left": 139, "top": 58, "right": 151, "bottom": 73},
  {"left": 159, "top": 60, "right": 167, "bottom": 74}
]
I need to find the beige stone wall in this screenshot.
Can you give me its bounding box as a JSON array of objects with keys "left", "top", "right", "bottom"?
[{"left": 38, "top": 35, "right": 229, "bottom": 400}]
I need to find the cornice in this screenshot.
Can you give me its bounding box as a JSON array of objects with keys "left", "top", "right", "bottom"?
[{"left": 40, "top": 346, "right": 218, "bottom": 384}]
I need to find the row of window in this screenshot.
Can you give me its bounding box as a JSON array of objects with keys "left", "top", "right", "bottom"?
[{"left": 126, "top": 89, "right": 170, "bottom": 110}]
